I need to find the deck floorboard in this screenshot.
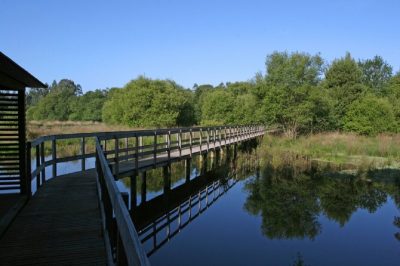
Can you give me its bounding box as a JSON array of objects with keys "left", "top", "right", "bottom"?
[{"left": 0, "top": 170, "right": 106, "bottom": 266}]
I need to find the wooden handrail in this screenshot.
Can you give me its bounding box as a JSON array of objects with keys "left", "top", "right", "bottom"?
[
  {"left": 26, "top": 125, "right": 265, "bottom": 194},
  {"left": 95, "top": 138, "right": 150, "bottom": 266}
]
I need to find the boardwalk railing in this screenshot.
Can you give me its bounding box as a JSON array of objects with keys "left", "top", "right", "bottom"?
[
  {"left": 98, "top": 125, "right": 265, "bottom": 176},
  {"left": 24, "top": 125, "right": 265, "bottom": 265},
  {"left": 27, "top": 125, "right": 265, "bottom": 194},
  {"left": 95, "top": 137, "right": 150, "bottom": 266}
]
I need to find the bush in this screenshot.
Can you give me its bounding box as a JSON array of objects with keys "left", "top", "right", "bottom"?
[{"left": 343, "top": 95, "right": 397, "bottom": 135}]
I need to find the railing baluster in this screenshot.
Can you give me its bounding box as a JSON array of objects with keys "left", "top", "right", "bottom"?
[
  {"left": 81, "top": 137, "right": 86, "bottom": 171},
  {"left": 114, "top": 137, "right": 119, "bottom": 176},
  {"left": 40, "top": 141, "right": 45, "bottom": 184},
  {"left": 189, "top": 128, "right": 192, "bottom": 157},
  {"left": 36, "top": 145, "right": 40, "bottom": 189},
  {"left": 26, "top": 142, "right": 32, "bottom": 197},
  {"left": 179, "top": 129, "right": 182, "bottom": 157},
  {"left": 135, "top": 135, "right": 139, "bottom": 172},
  {"left": 52, "top": 138, "right": 57, "bottom": 178},
  {"left": 153, "top": 131, "right": 157, "bottom": 166},
  {"left": 167, "top": 131, "right": 171, "bottom": 162}
]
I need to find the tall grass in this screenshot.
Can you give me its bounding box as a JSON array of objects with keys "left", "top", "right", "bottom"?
[
  {"left": 27, "top": 120, "right": 136, "bottom": 140},
  {"left": 260, "top": 132, "right": 400, "bottom": 168}
]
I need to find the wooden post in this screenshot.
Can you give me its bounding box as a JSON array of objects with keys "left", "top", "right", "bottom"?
[
  {"left": 81, "top": 137, "right": 86, "bottom": 171},
  {"left": 135, "top": 135, "right": 139, "bottom": 171},
  {"left": 167, "top": 131, "right": 171, "bottom": 162},
  {"left": 52, "top": 138, "right": 57, "bottom": 178},
  {"left": 199, "top": 128, "right": 202, "bottom": 153},
  {"left": 219, "top": 127, "right": 222, "bottom": 148},
  {"left": 26, "top": 141, "right": 32, "bottom": 197},
  {"left": 139, "top": 136, "right": 143, "bottom": 154},
  {"left": 104, "top": 139, "right": 107, "bottom": 159},
  {"left": 125, "top": 137, "right": 129, "bottom": 158},
  {"left": 213, "top": 128, "right": 216, "bottom": 151},
  {"left": 201, "top": 153, "right": 207, "bottom": 175},
  {"left": 179, "top": 129, "right": 182, "bottom": 157},
  {"left": 207, "top": 128, "right": 210, "bottom": 152},
  {"left": 163, "top": 165, "right": 171, "bottom": 192},
  {"left": 189, "top": 128, "right": 193, "bottom": 158},
  {"left": 153, "top": 131, "right": 157, "bottom": 166},
  {"left": 36, "top": 145, "right": 40, "bottom": 188},
  {"left": 18, "top": 89, "right": 27, "bottom": 195},
  {"left": 40, "top": 141, "right": 45, "bottom": 184},
  {"left": 224, "top": 127, "right": 227, "bottom": 146},
  {"left": 185, "top": 158, "right": 191, "bottom": 183},
  {"left": 114, "top": 137, "right": 119, "bottom": 176},
  {"left": 130, "top": 175, "right": 137, "bottom": 209},
  {"left": 141, "top": 171, "right": 147, "bottom": 204}
]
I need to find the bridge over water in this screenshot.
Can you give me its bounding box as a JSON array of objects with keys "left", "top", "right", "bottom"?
[
  {"left": 0, "top": 124, "right": 264, "bottom": 265},
  {"left": 0, "top": 52, "right": 266, "bottom": 265}
]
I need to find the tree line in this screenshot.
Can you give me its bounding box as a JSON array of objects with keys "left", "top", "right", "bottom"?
[{"left": 27, "top": 51, "right": 400, "bottom": 136}]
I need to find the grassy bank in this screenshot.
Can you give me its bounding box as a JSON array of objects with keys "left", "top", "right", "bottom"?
[
  {"left": 27, "top": 120, "right": 135, "bottom": 140},
  {"left": 260, "top": 132, "right": 400, "bottom": 169}
]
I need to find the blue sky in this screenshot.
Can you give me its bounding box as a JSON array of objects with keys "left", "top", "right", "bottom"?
[{"left": 1, "top": 0, "right": 399, "bottom": 91}]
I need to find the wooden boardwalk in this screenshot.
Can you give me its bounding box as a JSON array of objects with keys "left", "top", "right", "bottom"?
[
  {"left": 0, "top": 170, "right": 107, "bottom": 265},
  {"left": 113, "top": 132, "right": 264, "bottom": 178},
  {"left": 0, "top": 125, "right": 264, "bottom": 265}
]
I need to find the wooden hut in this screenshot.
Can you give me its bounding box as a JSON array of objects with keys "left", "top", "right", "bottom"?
[{"left": 0, "top": 52, "right": 46, "bottom": 195}]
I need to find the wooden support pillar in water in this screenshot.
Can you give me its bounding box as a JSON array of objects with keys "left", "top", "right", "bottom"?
[
  {"left": 185, "top": 158, "right": 191, "bottom": 183},
  {"left": 130, "top": 175, "right": 137, "bottom": 209},
  {"left": 201, "top": 153, "right": 208, "bottom": 174},
  {"left": 141, "top": 171, "right": 147, "bottom": 204},
  {"left": 233, "top": 144, "right": 237, "bottom": 159},
  {"left": 215, "top": 149, "right": 221, "bottom": 166},
  {"left": 163, "top": 165, "right": 171, "bottom": 192}
]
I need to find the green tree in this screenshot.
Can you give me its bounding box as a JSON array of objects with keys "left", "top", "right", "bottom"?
[
  {"left": 27, "top": 79, "right": 81, "bottom": 120},
  {"left": 259, "top": 51, "right": 326, "bottom": 137},
  {"left": 200, "top": 89, "right": 235, "bottom": 125},
  {"left": 69, "top": 89, "right": 108, "bottom": 121},
  {"left": 343, "top": 94, "right": 397, "bottom": 135},
  {"left": 358, "top": 55, "right": 392, "bottom": 95},
  {"left": 325, "top": 52, "right": 362, "bottom": 88},
  {"left": 325, "top": 53, "right": 366, "bottom": 128},
  {"left": 102, "top": 76, "right": 195, "bottom": 127}
]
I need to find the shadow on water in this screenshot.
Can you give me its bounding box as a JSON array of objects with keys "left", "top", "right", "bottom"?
[{"left": 243, "top": 156, "right": 400, "bottom": 243}]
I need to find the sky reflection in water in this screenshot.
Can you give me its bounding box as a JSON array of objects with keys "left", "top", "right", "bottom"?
[{"left": 126, "top": 151, "right": 400, "bottom": 266}]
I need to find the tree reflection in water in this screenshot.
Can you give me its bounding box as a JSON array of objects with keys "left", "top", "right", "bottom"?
[{"left": 243, "top": 158, "right": 400, "bottom": 241}]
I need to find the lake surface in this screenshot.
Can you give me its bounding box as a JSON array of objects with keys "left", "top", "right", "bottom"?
[
  {"left": 4, "top": 146, "right": 398, "bottom": 265},
  {"left": 122, "top": 150, "right": 400, "bottom": 266}
]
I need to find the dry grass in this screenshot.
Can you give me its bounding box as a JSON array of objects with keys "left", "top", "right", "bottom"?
[
  {"left": 260, "top": 132, "right": 400, "bottom": 169},
  {"left": 27, "top": 120, "right": 136, "bottom": 140}
]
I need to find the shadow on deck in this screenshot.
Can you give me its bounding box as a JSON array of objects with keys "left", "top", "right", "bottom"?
[{"left": 0, "top": 170, "right": 106, "bottom": 265}]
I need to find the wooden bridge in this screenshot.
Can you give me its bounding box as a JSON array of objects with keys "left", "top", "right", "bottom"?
[
  {"left": 0, "top": 52, "right": 266, "bottom": 265},
  {"left": 0, "top": 125, "right": 264, "bottom": 265}
]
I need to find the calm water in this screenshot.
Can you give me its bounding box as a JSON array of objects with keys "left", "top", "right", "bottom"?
[
  {"left": 123, "top": 150, "right": 400, "bottom": 266},
  {"left": 4, "top": 147, "right": 398, "bottom": 265}
]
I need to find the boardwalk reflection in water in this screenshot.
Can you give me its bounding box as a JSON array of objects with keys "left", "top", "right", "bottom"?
[
  {"left": 126, "top": 148, "right": 257, "bottom": 257},
  {"left": 119, "top": 146, "right": 400, "bottom": 266}
]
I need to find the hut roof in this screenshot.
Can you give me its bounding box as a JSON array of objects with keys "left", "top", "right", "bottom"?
[{"left": 0, "top": 52, "right": 46, "bottom": 90}]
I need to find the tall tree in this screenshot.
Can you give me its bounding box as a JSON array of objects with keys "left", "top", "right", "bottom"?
[
  {"left": 102, "top": 76, "right": 195, "bottom": 127},
  {"left": 259, "top": 52, "right": 326, "bottom": 137},
  {"left": 325, "top": 53, "right": 367, "bottom": 128},
  {"left": 358, "top": 55, "right": 392, "bottom": 95}
]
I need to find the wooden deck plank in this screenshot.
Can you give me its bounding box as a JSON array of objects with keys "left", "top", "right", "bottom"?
[{"left": 0, "top": 170, "right": 107, "bottom": 266}]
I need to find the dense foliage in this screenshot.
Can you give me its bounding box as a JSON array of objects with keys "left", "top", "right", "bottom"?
[
  {"left": 102, "top": 77, "right": 194, "bottom": 127},
  {"left": 27, "top": 52, "right": 400, "bottom": 136},
  {"left": 27, "top": 79, "right": 107, "bottom": 121}
]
